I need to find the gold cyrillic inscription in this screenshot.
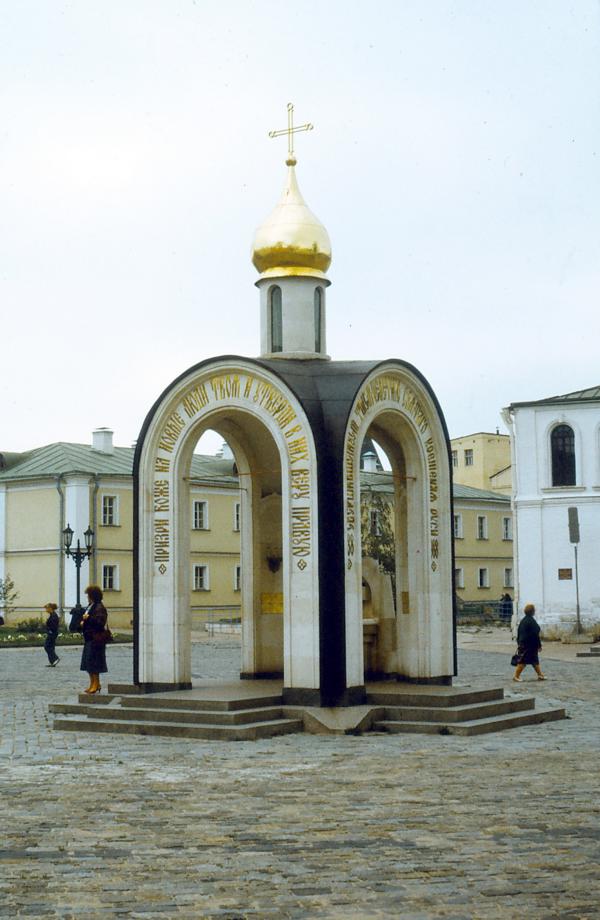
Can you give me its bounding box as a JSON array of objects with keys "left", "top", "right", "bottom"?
[
  {"left": 182, "top": 383, "right": 209, "bottom": 418},
  {"left": 158, "top": 411, "right": 186, "bottom": 453},
  {"left": 291, "top": 468, "right": 310, "bottom": 500},
  {"left": 153, "top": 479, "right": 169, "bottom": 512},
  {"left": 153, "top": 518, "right": 170, "bottom": 562},
  {"left": 291, "top": 506, "right": 311, "bottom": 557},
  {"left": 155, "top": 457, "right": 170, "bottom": 472}
]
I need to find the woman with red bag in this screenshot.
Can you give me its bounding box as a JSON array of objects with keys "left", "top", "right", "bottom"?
[{"left": 80, "top": 585, "right": 110, "bottom": 694}]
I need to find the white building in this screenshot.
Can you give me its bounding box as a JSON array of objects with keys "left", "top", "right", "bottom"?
[{"left": 503, "top": 385, "right": 600, "bottom": 633}]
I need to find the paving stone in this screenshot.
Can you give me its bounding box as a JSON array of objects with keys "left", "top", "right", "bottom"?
[{"left": 1, "top": 638, "right": 600, "bottom": 917}]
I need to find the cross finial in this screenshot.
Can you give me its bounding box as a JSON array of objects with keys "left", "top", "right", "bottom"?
[{"left": 268, "top": 102, "right": 313, "bottom": 166}]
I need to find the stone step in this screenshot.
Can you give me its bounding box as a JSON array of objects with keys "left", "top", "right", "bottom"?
[
  {"left": 373, "top": 706, "right": 566, "bottom": 737},
  {"left": 51, "top": 703, "right": 286, "bottom": 726},
  {"left": 366, "top": 687, "right": 504, "bottom": 708},
  {"left": 118, "top": 693, "right": 284, "bottom": 712},
  {"left": 576, "top": 648, "right": 600, "bottom": 658},
  {"left": 382, "top": 697, "right": 534, "bottom": 723},
  {"left": 52, "top": 715, "right": 304, "bottom": 741}
]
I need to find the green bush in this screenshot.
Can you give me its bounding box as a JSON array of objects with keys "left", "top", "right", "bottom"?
[{"left": 14, "top": 617, "right": 48, "bottom": 633}]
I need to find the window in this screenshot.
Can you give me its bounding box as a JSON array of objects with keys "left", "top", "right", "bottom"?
[
  {"left": 233, "top": 501, "right": 241, "bottom": 532},
  {"left": 504, "top": 568, "right": 514, "bottom": 588},
  {"left": 451, "top": 450, "right": 458, "bottom": 468},
  {"left": 102, "top": 564, "right": 119, "bottom": 591},
  {"left": 455, "top": 567, "right": 464, "bottom": 589},
  {"left": 234, "top": 564, "right": 241, "bottom": 591},
  {"left": 477, "top": 515, "right": 488, "bottom": 540},
  {"left": 478, "top": 567, "right": 489, "bottom": 589},
  {"left": 193, "top": 500, "right": 208, "bottom": 530},
  {"left": 193, "top": 564, "right": 209, "bottom": 591},
  {"left": 502, "top": 516, "right": 513, "bottom": 541},
  {"left": 369, "top": 509, "right": 381, "bottom": 536},
  {"left": 453, "top": 513, "right": 463, "bottom": 538},
  {"left": 270, "top": 286, "right": 282, "bottom": 353},
  {"left": 314, "top": 287, "right": 323, "bottom": 353},
  {"left": 551, "top": 425, "right": 576, "bottom": 486},
  {"left": 464, "top": 449, "right": 474, "bottom": 467},
  {"left": 102, "top": 495, "right": 118, "bottom": 526}
]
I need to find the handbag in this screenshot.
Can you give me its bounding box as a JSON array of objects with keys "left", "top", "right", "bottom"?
[
  {"left": 510, "top": 653, "right": 519, "bottom": 667},
  {"left": 93, "top": 627, "right": 114, "bottom": 646}
]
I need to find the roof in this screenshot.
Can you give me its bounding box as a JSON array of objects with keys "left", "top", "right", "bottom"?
[
  {"left": 509, "top": 385, "right": 600, "bottom": 410},
  {"left": 0, "top": 439, "right": 509, "bottom": 503},
  {"left": 450, "top": 432, "right": 509, "bottom": 441},
  {"left": 359, "top": 470, "right": 510, "bottom": 503},
  {"left": 0, "top": 442, "right": 238, "bottom": 486}
]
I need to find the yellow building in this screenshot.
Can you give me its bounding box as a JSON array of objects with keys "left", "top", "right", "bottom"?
[
  {"left": 450, "top": 432, "right": 512, "bottom": 495},
  {"left": 360, "top": 470, "right": 513, "bottom": 604},
  {"left": 0, "top": 429, "right": 241, "bottom": 630}
]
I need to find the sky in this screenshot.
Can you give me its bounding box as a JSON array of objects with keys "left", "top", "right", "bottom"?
[{"left": 2, "top": 1, "right": 599, "bottom": 454}]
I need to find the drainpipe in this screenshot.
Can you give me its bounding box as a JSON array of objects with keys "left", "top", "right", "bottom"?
[
  {"left": 91, "top": 474, "right": 100, "bottom": 584},
  {"left": 56, "top": 475, "right": 65, "bottom": 621},
  {"left": 500, "top": 406, "right": 518, "bottom": 638}
]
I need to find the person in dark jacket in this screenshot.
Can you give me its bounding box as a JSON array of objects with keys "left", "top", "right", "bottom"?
[
  {"left": 513, "top": 603, "right": 545, "bottom": 681},
  {"left": 43, "top": 602, "right": 60, "bottom": 667},
  {"left": 80, "top": 585, "right": 109, "bottom": 694}
]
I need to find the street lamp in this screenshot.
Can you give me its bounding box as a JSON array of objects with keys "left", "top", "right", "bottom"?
[{"left": 63, "top": 523, "right": 95, "bottom": 616}]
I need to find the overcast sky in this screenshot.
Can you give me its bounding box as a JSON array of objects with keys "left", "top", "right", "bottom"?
[{"left": 2, "top": 1, "right": 599, "bottom": 454}]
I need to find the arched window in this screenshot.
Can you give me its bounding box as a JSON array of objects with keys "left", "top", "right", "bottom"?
[
  {"left": 551, "top": 424, "right": 576, "bottom": 486},
  {"left": 314, "top": 287, "right": 323, "bottom": 353},
  {"left": 269, "top": 286, "right": 282, "bottom": 353}
]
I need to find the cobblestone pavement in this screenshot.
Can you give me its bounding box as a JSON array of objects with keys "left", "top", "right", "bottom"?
[{"left": 1, "top": 637, "right": 599, "bottom": 919}]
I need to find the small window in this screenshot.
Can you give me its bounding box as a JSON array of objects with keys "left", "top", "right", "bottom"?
[
  {"left": 102, "top": 495, "right": 118, "bottom": 526},
  {"left": 233, "top": 502, "right": 241, "bottom": 532},
  {"left": 369, "top": 509, "right": 381, "bottom": 536},
  {"left": 478, "top": 567, "right": 489, "bottom": 589},
  {"left": 453, "top": 514, "right": 463, "bottom": 538},
  {"left": 502, "top": 516, "right": 513, "bottom": 541},
  {"left": 551, "top": 425, "right": 576, "bottom": 486},
  {"left": 451, "top": 450, "right": 458, "bottom": 468},
  {"left": 270, "top": 286, "right": 282, "bottom": 353},
  {"left": 504, "top": 568, "right": 513, "bottom": 588},
  {"left": 464, "top": 449, "right": 474, "bottom": 467},
  {"left": 193, "top": 564, "right": 209, "bottom": 591},
  {"left": 314, "top": 287, "right": 323, "bottom": 353},
  {"left": 234, "top": 564, "right": 241, "bottom": 591},
  {"left": 102, "top": 564, "right": 119, "bottom": 591},
  {"left": 193, "top": 500, "right": 208, "bottom": 530},
  {"left": 477, "top": 515, "right": 488, "bottom": 540},
  {"left": 455, "top": 567, "right": 464, "bottom": 589}
]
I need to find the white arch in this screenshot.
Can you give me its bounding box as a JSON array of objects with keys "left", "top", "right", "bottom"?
[
  {"left": 343, "top": 364, "right": 454, "bottom": 686},
  {"left": 136, "top": 359, "right": 320, "bottom": 691}
]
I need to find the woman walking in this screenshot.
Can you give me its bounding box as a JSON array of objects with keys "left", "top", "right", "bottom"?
[
  {"left": 513, "top": 603, "right": 545, "bottom": 682},
  {"left": 43, "top": 602, "right": 60, "bottom": 667},
  {"left": 80, "top": 585, "right": 109, "bottom": 694}
]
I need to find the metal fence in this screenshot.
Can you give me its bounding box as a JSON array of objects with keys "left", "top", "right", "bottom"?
[
  {"left": 191, "top": 607, "right": 242, "bottom": 634},
  {"left": 456, "top": 600, "right": 512, "bottom": 626}
]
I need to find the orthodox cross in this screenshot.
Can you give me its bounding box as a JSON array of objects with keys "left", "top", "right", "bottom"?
[{"left": 268, "top": 102, "right": 313, "bottom": 165}]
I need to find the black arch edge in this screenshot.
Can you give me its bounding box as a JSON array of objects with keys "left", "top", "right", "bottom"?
[{"left": 133, "top": 354, "right": 457, "bottom": 694}]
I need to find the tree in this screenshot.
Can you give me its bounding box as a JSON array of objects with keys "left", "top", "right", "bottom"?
[
  {"left": 360, "top": 491, "right": 396, "bottom": 578},
  {"left": 0, "top": 574, "right": 19, "bottom": 617}
]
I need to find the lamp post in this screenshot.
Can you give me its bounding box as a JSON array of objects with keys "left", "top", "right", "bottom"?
[{"left": 63, "top": 523, "right": 94, "bottom": 615}]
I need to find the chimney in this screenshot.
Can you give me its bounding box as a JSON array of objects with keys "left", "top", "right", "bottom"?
[
  {"left": 92, "top": 428, "right": 114, "bottom": 455},
  {"left": 362, "top": 450, "right": 378, "bottom": 472}
]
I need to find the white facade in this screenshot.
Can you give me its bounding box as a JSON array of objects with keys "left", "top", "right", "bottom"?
[{"left": 504, "top": 390, "right": 600, "bottom": 632}]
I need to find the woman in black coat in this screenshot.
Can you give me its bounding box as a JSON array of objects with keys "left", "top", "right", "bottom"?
[
  {"left": 43, "top": 602, "right": 60, "bottom": 667},
  {"left": 80, "top": 585, "right": 109, "bottom": 694},
  {"left": 513, "top": 603, "right": 545, "bottom": 682}
]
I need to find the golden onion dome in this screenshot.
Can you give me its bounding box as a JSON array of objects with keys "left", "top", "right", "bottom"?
[{"left": 252, "top": 161, "right": 332, "bottom": 280}]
